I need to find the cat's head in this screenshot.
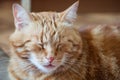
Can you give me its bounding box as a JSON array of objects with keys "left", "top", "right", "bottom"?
[{"left": 10, "top": 1, "right": 82, "bottom": 73}]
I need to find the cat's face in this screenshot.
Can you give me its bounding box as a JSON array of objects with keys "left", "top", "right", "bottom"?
[{"left": 10, "top": 1, "right": 82, "bottom": 73}]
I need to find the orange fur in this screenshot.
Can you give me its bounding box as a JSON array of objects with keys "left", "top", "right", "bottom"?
[{"left": 8, "top": 1, "right": 120, "bottom": 80}]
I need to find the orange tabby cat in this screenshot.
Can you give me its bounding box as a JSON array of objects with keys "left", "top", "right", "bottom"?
[{"left": 8, "top": 1, "right": 120, "bottom": 80}]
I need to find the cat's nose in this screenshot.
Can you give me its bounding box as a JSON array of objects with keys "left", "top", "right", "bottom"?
[{"left": 47, "top": 57, "right": 54, "bottom": 63}]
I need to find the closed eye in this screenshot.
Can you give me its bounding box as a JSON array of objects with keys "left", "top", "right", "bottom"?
[
  {"left": 56, "top": 44, "right": 62, "bottom": 51},
  {"left": 37, "top": 43, "right": 44, "bottom": 49},
  {"left": 25, "top": 47, "right": 32, "bottom": 52},
  {"left": 13, "top": 40, "right": 31, "bottom": 47}
]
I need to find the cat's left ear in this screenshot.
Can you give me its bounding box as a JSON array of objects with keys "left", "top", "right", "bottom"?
[
  {"left": 60, "top": 1, "right": 79, "bottom": 24},
  {"left": 12, "top": 3, "right": 31, "bottom": 31}
]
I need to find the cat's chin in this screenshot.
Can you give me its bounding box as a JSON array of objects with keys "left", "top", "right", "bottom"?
[
  {"left": 39, "top": 65, "right": 58, "bottom": 74},
  {"left": 32, "top": 63, "right": 58, "bottom": 74}
]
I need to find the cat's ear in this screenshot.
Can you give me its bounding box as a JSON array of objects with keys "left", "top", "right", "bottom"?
[
  {"left": 12, "top": 3, "right": 31, "bottom": 30},
  {"left": 60, "top": 1, "right": 79, "bottom": 24}
]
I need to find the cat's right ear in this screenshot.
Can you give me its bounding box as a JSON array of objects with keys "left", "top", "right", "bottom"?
[
  {"left": 12, "top": 3, "right": 31, "bottom": 30},
  {"left": 59, "top": 1, "right": 79, "bottom": 26}
]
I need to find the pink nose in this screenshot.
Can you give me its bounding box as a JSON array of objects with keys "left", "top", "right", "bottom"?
[{"left": 48, "top": 57, "right": 54, "bottom": 63}]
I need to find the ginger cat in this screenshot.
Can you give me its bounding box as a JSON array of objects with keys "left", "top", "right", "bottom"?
[{"left": 8, "top": 1, "right": 120, "bottom": 80}]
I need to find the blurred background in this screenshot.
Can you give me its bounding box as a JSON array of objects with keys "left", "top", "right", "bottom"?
[{"left": 0, "top": 0, "right": 120, "bottom": 80}]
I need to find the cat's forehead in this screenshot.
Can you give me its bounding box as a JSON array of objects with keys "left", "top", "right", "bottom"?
[
  {"left": 29, "top": 12, "right": 64, "bottom": 40},
  {"left": 27, "top": 12, "right": 73, "bottom": 44},
  {"left": 30, "top": 12, "right": 60, "bottom": 22}
]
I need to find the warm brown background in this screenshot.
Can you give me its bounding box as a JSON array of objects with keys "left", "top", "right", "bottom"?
[
  {"left": 1, "top": 0, "right": 120, "bottom": 13},
  {"left": 0, "top": 0, "right": 120, "bottom": 80},
  {"left": 32, "top": 0, "right": 120, "bottom": 13}
]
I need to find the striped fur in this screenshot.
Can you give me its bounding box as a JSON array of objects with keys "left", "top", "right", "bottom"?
[{"left": 8, "top": 1, "right": 120, "bottom": 80}]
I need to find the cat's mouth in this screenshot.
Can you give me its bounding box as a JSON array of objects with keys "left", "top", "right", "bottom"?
[{"left": 43, "top": 64, "right": 55, "bottom": 68}]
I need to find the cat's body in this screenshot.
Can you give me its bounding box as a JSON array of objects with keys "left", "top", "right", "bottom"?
[
  {"left": 79, "top": 24, "right": 120, "bottom": 80},
  {"left": 8, "top": 1, "right": 120, "bottom": 80}
]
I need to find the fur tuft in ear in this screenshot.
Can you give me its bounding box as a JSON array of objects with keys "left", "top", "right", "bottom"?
[
  {"left": 12, "top": 3, "right": 31, "bottom": 30},
  {"left": 60, "top": 1, "right": 79, "bottom": 24}
]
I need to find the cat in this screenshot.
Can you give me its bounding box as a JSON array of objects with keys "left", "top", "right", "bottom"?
[{"left": 8, "top": 1, "right": 120, "bottom": 80}]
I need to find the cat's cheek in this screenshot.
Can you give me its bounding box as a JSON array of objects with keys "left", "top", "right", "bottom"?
[
  {"left": 20, "top": 52, "right": 30, "bottom": 59},
  {"left": 17, "top": 52, "right": 29, "bottom": 59},
  {"left": 29, "top": 53, "right": 42, "bottom": 68},
  {"left": 29, "top": 53, "right": 52, "bottom": 73},
  {"left": 60, "top": 53, "right": 69, "bottom": 63},
  {"left": 61, "top": 52, "right": 78, "bottom": 65}
]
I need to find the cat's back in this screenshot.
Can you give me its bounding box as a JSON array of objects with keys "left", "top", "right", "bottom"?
[
  {"left": 80, "top": 24, "right": 120, "bottom": 66},
  {"left": 79, "top": 24, "right": 120, "bottom": 80}
]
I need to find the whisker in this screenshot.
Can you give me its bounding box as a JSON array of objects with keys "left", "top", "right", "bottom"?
[
  {"left": 12, "top": 63, "right": 35, "bottom": 73},
  {"left": 23, "top": 64, "right": 34, "bottom": 72},
  {"left": 54, "top": 60, "right": 61, "bottom": 62},
  {"left": 63, "top": 59, "right": 74, "bottom": 64},
  {"left": 22, "top": 63, "right": 39, "bottom": 73},
  {"left": 70, "top": 67, "right": 81, "bottom": 76}
]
